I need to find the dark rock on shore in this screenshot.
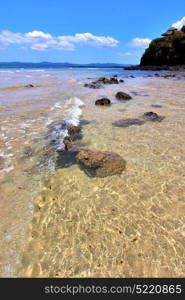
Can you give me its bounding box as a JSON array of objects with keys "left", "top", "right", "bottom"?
[
  {"left": 112, "top": 118, "right": 145, "bottom": 127},
  {"left": 76, "top": 149, "right": 126, "bottom": 177},
  {"left": 124, "top": 65, "right": 185, "bottom": 72},
  {"left": 98, "top": 77, "right": 119, "bottom": 84},
  {"left": 84, "top": 76, "right": 122, "bottom": 89},
  {"left": 24, "top": 84, "right": 35, "bottom": 88},
  {"left": 145, "top": 73, "right": 176, "bottom": 78},
  {"left": 95, "top": 98, "right": 111, "bottom": 106},
  {"left": 142, "top": 112, "right": 165, "bottom": 122},
  {"left": 115, "top": 91, "right": 132, "bottom": 100}
]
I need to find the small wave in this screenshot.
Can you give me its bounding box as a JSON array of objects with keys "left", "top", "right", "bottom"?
[
  {"left": 29, "top": 69, "right": 45, "bottom": 72},
  {"left": 0, "top": 70, "right": 14, "bottom": 74},
  {"left": 2, "top": 166, "right": 14, "bottom": 173},
  {"left": 50, "top": 103, "right": 62, "bottom": 111},
  {"left": 46, "top": 97, "right": 84, "bottom": 151}
]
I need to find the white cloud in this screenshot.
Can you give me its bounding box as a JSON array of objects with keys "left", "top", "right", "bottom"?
[
  {"left": 0, "top": 30, "right": 119, "bottom": 51},
  {"left": 172, "top": 16, "right": 185, "bottom": 30},
  {"left": 129, "top": 38, "right": 151, "bottom": 48},
  {"left": 118, "top": 51, "right": 132, "bottom": 56}
]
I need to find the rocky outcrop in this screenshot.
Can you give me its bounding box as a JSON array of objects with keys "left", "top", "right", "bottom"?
[
  {"left": 76, "top": 149, "right": 126, "bottom": 177},
  {"left": 95, "top": 98, "right": 111, "bottom": 106},
  {"left": 115, "top": 91, "right": 132, "bottom": 100},
  {"left": 140, "top": 29, "right": 185, "bottom": 66}
]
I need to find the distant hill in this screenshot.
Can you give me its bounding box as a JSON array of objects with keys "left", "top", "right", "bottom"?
[
  {"left": 0, "top": 62, "right": 129, "bottom": 68},
  {"left": 140, "top": 26, "right": 185, "bottom": 66}
]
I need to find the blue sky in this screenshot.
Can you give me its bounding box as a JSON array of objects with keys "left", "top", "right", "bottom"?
[{"left": 0, "top": 0, "right": 185, "bottom": 63}]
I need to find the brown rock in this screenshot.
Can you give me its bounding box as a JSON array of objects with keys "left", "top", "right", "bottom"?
[
  {"left": 143, "top": 111, "right": 165, "bottom": 122},
  {"left": 67, "top": 125, "right": 81, "bottom": 139},
  {"left": 95, "top": 98, "right": 111, "bottom": 106},
  {"left": 76, "top": 149, "right": 126, "bottom": 177},
  {"left": 84, "top": 82, "right": 103, "bottom": 89},
  {"left": 63, "top": 140, "right": 80, "bottom": 152},
  {"left": 115, "top": 91, "right": 132, "bottom": 100}
]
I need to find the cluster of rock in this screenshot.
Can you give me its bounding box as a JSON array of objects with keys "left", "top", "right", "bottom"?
[
  {"left": 112, "top": 112, "right": 164, "bottom": 128},
  {"left": 84, "top": 76, "right": 124, "bottom": 89},
  {"left": 57, "top": 111, "right": 128, "bottom": 177},
  {"left": 144, "top": 73, "right": 176, "bottom": 78},
  {"left": 55, "top": 69, "right": 167, "bottom": 178},
  {"left": 95, "top": 92, "right": 132, "bottom": 106}
]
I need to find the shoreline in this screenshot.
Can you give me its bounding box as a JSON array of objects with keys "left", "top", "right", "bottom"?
[{"left": 123, "top": 65, "right": 185, "bottom": 72}]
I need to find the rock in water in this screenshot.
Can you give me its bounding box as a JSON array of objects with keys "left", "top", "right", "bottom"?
[
  {"left": 95, "top": 98, "right": 111, "bottom": 106},
  {"left": 98, "top": 77, "right": 119, "bottom": 84},
  {"left": 112, "top": 118, "right": 145, "bottom": 127},
  {"left": 63, "top": 139, "right": 80, "bottom": 152},
  {"left": 115, "top": 92, "right": 132, "bottom": 100},
  {"left": 143, "top": 112, "right": 165, "bottom": 122},
  {"left": 84, "top": 82, "right": 103, "bottom": 89},
  {"left": 76, "top": 149, "right": 126, "bottom": 177},
  {"left": 67, "top": 125, "right": 81, "bottom": 139}
]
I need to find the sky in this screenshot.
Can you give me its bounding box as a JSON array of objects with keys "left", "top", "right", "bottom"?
[{"left": 0, "top": 0, "right": 185, "bottom": 64}]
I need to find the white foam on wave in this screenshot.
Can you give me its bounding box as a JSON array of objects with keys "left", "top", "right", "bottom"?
[
  {"left": 47, "top": 97, "right": 85, "bottom": 151},
  {"left": 2, "top": 166, "right": 14, "bottom": 173},
  {"left": 64, "top": 97, "right": 84, "bottom": 127},
  {"left": 0, "top": 70, "right": 14, "bottom": 74},
  {"left": 50, "top": 102, "right": 62, "bottom": 111},
  {"left": 30, "top": 69, "right": 45, "bottom": 72}
]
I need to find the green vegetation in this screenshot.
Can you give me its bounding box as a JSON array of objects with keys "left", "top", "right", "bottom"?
[
  {"left": 181, "top": 26, "right": 185, "bottom": 34},
  {"left": 140, "top": 28, "right": 185, "bottom": 66}
]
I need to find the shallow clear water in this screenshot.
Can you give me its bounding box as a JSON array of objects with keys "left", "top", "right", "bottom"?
[{"left": 0, "top": 68, "right": 185, "bottom": 277}]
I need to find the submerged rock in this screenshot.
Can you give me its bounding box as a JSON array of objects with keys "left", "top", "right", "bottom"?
[
  {"left": 67, "top": 125, "right": 81, "bottom": 139},
  {"left": 143, "top": 111, "right": 165, "bottom": 122},
  {"left": 95, "top": 98, "right": 111, "bottom": 106},
  {"left": 76, "top": 149, "right": 126, "bottom": 177},
  {"left": 115, "top": 91, "right": 132, "bottom": 100},
  {"left": 113, "top": 118, "right": 145, "bottom": 127},
  {"left": 63, "top": 139, "right": 80, "bottom": 152}
]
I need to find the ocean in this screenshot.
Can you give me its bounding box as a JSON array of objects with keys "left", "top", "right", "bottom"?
[{"left": 0, "top": 67, "right": 185, "bottom": 277}]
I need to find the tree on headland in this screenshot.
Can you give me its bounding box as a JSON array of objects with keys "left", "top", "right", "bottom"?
[{"left": 181, "top": 26, "right": 185, "bottom": 33}]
